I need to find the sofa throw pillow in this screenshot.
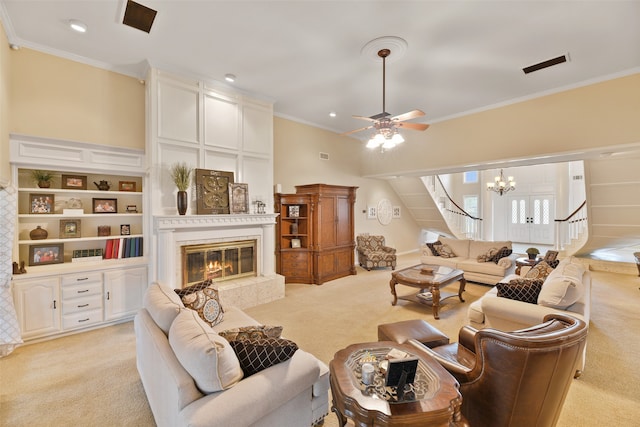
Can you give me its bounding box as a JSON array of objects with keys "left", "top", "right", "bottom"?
[
  {"left": 218, "top": 325, "right": 284, "bottom": 342},
  {"left": 524, "top": 261, "right": 554, "bottom": 280},
  {"left": 175, "top": 281, "right": 224, "bottom": 327},
  {"left": 537, "top": 260, "right": 585, "bottom": 309},
  {"left": 143, "top": 283, "right": 186, "bottom": 335},
  {"left": 477, "top": 247, "right": 499, "bottom": 263},
  {"left": 491, "top": 246, "right": 513, "bottom": 264},
  {"left": 497, "top": 278, "right": 544, "bottom": 304},
  {"left": 434, "top": 244, "right": 456, "bottom": 258},
  {"left": 169, "top": 309, "right": 243, "bottom": 393},
  {"left": 229, "top": 337, "right": 298, "bottom": 377},
  {"left": 425, "top": 241, "right": 441, "bottom": 257}
]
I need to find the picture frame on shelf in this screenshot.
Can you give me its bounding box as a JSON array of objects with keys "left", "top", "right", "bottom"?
[
  {"left": 92, "top": 198, "right": 117, "bottom": 213},
  {"left": 61, "top": 174, "right": 87, "bottom": 190},
  {"left": 118, "top": 181, "right": 137, "bottom": 192},
  {"left": 288, "top": 205, "right": 300, "bottom": 217},
  {"left": 59, "top": 219, "right": 81, "bottom": 239},
  {"left": 30, "top": 193, "right": 55, "bottom": 214},
  {"left": 120, "top": 224, "right": 131, "bottom": 235},
  {"left": 126, "top": 204, "right": 138, "bottom": 213},
  {"left": 291, "top": 238, "right": 301, "bottom": 248},
  {"left": 29, "top": 243, "right": 64, "bottom": 266},
  {"left": 229, "top": 183, "right": 249, "bottom": 214},
  {"left": 98, "top": 225, "right": 111, "bottom": 236},
  {"left": 195, "top": 168, "right": 234, "bottom": 214}
]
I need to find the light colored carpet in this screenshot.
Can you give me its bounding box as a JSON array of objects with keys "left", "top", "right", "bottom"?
[{"left": 1, "top": 253, "right": 639, "bottom": 426}]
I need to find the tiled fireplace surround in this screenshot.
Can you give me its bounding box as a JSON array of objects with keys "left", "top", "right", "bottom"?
[{"left": 153, "top": 214, "right": 284, "bottom": 309}]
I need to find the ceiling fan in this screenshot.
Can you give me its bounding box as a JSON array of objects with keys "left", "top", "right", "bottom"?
[{"left": 342, "top": 48, "right": 430, "bottom": 148}]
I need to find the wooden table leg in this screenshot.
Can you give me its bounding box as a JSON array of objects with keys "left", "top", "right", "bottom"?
[
  {"left": 431, "top": 284, "right": 440, "bottom": 319},
  {"left": 458, "top": 277, "right": 466, "bottom": 302},
  {"left": 390, "top": 277, "right": 398, "bottom": 305}
]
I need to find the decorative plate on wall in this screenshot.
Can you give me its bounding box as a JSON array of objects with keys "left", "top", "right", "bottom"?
[{"left": 377, "top": 199, "right": 393, "bottom": 225}]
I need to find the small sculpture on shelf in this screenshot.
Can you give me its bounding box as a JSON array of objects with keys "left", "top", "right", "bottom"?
[{"left": 93, "top": 180, "right": 112, "bottom": 191}]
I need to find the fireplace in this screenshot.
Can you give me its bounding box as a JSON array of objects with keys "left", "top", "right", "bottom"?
[
  {"left": 182, "top": 240, "right": 256, "bottom": 287},
  {"left": 152, "top": 214, "right": 284, "bottom": 309}
]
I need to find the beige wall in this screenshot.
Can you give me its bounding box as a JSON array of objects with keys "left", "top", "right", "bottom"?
[
  {"left": 274, "top": 117, "right": 423, "bottom": 253},
  {"left": 0, "top": 22, "right": 10, "bottom": 184},
  {"left": 0, "top": 27, "right": 145, "bottom": 185},
  {"left": 361, "top": 73, "right": 640, "bottom": 176}
]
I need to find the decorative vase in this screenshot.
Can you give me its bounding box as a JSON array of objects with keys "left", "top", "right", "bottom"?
[
  {"left": 528, "top": 253, "right": 537, "bottom": 260},
  {"left": 38, "top": 180, "right": 51, "bottom": 188},
  {"left": 29, "top": 225, "right": 48, "bottom": 240},
  {"left": 177, "top": 191, "right": 188, "bottom": 215},
  {"left": 290, "top": 222, "right": 298, "bottom": 234}
]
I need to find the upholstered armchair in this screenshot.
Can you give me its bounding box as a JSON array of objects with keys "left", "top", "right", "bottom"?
[
  {"left": 409, "top": 314, "right": 588, "bottom": 427},
  {"left": 356, "top": 235, "right": 397, "bottom": 271}
]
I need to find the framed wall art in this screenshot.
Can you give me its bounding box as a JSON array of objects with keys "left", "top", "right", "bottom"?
[
  {"left": 195, "top": 168, "right": 234, "bottom": 214},
  {"left": 29, "top": 243, "right": 64, "bottom": 266},
  {"left": 229, "top": 183, "right": 249, "bottom": 214},
  {"left": 59, "top": 219, "right": 81, "bottom": 239},
  {"left": 92, "top": 198, "right": 117, "bottom": 213},
  {"left": 120, "top": 224, "right": 131, "bottom": 235},
  {"left": 30, "top": 193, "right": 55, "bottom": 214},
  {"left": 61, "top": 174, "right": 87, "bottom": 190},
  {"left": 118, "top": 181, "right": 137, "bottom": 192}
]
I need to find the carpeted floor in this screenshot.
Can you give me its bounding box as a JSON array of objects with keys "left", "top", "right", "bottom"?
[{"left": 1, "top": 253, "right": 639, "bottom": 426}]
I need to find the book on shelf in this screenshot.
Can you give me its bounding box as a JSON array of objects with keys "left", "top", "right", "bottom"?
[{"left": 103, "top": 237, "right": 143, "bottom": 259}]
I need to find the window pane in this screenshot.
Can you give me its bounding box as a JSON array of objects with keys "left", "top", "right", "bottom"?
[{"left": 463, "top": 171, "right": 478, "bottom": 183}]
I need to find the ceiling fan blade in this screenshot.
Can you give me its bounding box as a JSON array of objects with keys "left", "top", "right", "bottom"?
[
  {"left": 396, "top": 122, "right": 430, "bottom": 131},
  {"left": 352, "top": 115, "right": 377, "bottom": 122},
  {"left": 390, "top": 109, "right": 425, "bottom": 122},
  {"left": 341, "top": 125, "right": 374, "bottom": 136}
]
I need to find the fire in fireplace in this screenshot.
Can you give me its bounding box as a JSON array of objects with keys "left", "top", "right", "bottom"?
[{"left": 181, "top": 240, "right": 256, "bottom": 287}]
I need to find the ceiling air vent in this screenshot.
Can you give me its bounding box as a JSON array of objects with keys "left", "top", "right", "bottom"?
[
  {"left": 123, "top": 0, "right": 157, "bottom": 33},
  {"left": 319, "top": 152, "right": 330, "bottom": 160},
  {"left": 523, "top": 54, "right": 568, "bottom": 74}
]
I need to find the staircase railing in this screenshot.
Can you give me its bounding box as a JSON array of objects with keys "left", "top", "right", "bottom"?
[
  {"left": 422, "top": 176, "right": 483, "bottom": 240},
  {"left": 554, "top": 200, "right": 587, "bottom": 250}
]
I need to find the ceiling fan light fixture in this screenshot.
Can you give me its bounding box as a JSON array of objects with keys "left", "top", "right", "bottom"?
[{"left": 391, "top": 132, "right": 404, "bottom": 144}]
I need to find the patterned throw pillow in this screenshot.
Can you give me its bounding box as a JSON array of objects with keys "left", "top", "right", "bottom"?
[
  {"left": 524, "top": 261, "right": 554, "bottom": 280},
  {"left": 434, "top": 244, "right": 456, "bottom": 258},
  {"left": 477, "top": 247, "right": 499, "bottom": 263},
  {"left": 497, "top": 278, "right": 544, "bottom": 304},
  {"left": 174, "top": 280, "right": 224, "bottom": 327},
  {"left": 229, "top": 337, "right": 298, "bottom": 377},
  {"left": 426, "top": 241, "right": 441, "bottom": 257},
  {"left": 491, "top": 246, "right": 513, "bottom": 264},
  {"left": 218, "top": 325, "right": 284, "bottom": 342}
]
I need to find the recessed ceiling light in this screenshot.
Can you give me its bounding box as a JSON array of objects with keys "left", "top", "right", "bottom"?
[
  {"left": 329, "top": 112, "right": 337, "bottom": 118},
  {"left": 225, "top": 74, "right": 236, "bottom": 83},
  {"left": 69, "top": 19, "right": 87, "bottom": 33}
]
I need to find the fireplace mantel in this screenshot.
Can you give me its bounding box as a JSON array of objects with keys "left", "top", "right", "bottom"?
[{"left": 151, "top": 213, "right": 283, "bottom": 309}]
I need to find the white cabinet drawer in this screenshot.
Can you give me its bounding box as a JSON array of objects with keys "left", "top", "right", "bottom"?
[
  {"left": 62, "top": 294, "right": 103, "bottom": 315},
  {"left": 61, "top": 273, "right": 102, "bottom": 286},
  {"left": 62, "top": 281, "right": 102, "bottom": 300},
  {"left": 62, "top": 309, "right": 103, "bottom": 330}
]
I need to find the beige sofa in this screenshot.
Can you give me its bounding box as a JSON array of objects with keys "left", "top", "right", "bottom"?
[
  {"left": 467, "top": 257, "right": 591, "bottom": 376},
  {"left": 420, "top": 237, "right": 518, "bottom": 285},
  {"left": 134, "top": 283, "right": 329, "bottom": 427}
]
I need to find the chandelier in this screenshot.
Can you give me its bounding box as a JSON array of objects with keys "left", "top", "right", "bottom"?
[
  {"left": 486, "top": 169, "right": 516, "bottom": 195},
  {"left": 366, "top": 119, "right": 405, "bottom": 150}
]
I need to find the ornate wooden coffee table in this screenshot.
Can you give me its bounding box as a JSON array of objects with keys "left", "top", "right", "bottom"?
[
  {"left": 390, "top": 264, "right": 466, "bottom": 319},
  {"left": 329, "top": 341, "right": 467, "bottom": 427}
]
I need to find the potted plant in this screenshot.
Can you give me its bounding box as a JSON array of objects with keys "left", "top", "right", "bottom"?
[
  {"left": 31, "top": 170, "right": 54, "bottom": 188},
  {"left": 170, "top": 162, "right": 193, "bottom": 215},
  {"left": 525, "top": 247, "right": 540, "bottom": 260}
]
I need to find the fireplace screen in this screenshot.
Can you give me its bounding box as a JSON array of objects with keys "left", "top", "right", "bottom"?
[{"left": 182, "top": 240, "right": 256, "bottom": 287}]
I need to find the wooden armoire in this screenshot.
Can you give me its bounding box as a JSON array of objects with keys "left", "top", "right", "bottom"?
[{"left": 275, "top": 184, "right": 357, "bottom": 284}]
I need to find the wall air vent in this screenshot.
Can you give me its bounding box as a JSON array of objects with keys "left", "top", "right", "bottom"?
[
  {"left": 123, "top": 0, "right": 157, "bottom": 33},
  {"left": 523, "top": 54, "right": 568, "bottom": 74},
  {"left": 319, "top": 152, "right": 330, "bottom": 160}
]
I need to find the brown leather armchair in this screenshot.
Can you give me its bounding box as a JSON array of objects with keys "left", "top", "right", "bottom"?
[
  {"left": 409, "top": 314, "right": 588, "bottom": 427},
  {"left": 356, "top": 235, "right": 396, "bottom": 270}
]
